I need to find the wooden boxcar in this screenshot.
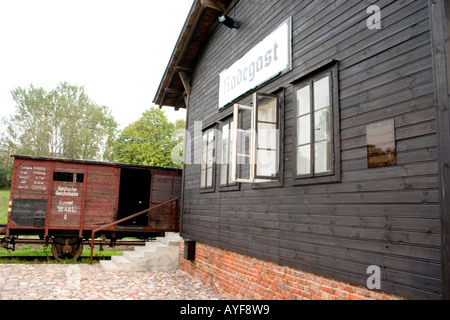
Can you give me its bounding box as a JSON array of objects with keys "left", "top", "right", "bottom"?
[{"left": 0, "top": 155, "right": 182, "bottom": 260}]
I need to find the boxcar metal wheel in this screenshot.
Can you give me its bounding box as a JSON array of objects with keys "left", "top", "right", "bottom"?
[{"left": 51, "top": 237, "right": 83, "bottom": 261}]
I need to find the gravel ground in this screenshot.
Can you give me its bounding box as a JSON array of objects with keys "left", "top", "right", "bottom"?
[{"left": 0, "top": 264, "right": 232, "bottom": 300}]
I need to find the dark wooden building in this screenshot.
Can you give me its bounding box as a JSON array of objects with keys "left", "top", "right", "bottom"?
[{"left": 154, "top": 0, "right": 450, "bottom": 300}]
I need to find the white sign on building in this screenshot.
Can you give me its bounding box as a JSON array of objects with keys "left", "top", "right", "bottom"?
[{"left": 218, "top": 17, "right": 292, "bottom": 110}]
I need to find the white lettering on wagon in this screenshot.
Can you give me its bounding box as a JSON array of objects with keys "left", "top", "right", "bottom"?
[
  {"left": 218, "top": 17, "right": 292, "bottom": 110},
  {"left": 55, "top": 186, "right": 79, "bottom": 197},
  {"left": 17, "top": 164, "right": 49, "bottom": 191},
  {"left": 56, "top": 200, "right": 79, "bottom": 217}
]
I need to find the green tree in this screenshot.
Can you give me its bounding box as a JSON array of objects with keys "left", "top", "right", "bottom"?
[
  {"left": 1, "top": 82, "right": 118, "bottom": 161},
  {"left": 113, "top": 107, "right": 184, "bottom": 168}
]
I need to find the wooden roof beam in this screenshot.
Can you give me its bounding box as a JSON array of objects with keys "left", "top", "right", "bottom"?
[
  {"left": 201, "top": 0, "right": 226, "bottom": 12},
  {"left": 153, "top": 0, "right": 235, "bottom": 108},
  {"left": 178, "top": 71, "right": 191, "bottom": 97},
  {"left": 158, "top": 88, "right": 185, "bottom": 109}
]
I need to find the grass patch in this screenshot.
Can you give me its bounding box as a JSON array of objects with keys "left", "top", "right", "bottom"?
[
  {"left": 0, "top": 187, "right": 10, "bottom": 224},
  {"left": 0, "top": 242, "right": 124, "bottom": 264}
]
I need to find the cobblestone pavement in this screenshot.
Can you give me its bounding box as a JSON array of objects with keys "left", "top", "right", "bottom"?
[{"left": 0, "top": 264, "right": 232, "bottom": 300}]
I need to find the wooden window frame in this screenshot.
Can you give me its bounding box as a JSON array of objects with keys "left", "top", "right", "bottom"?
[
  {"left": 293, "top": 64, "right": 341, "bottom": 186},
  {"left": 254, "top": 93, "right": 280, "bottom": 181},
  {"left": 53, "top": 172, "right": 84, "bottom": 183},
  {"left": 199, "top": 126, "right": 216, "bottom": 193},
  {"left": 230, "top": 89, "right": 284, "bottom": 188},
  {"left": 219, "top": 117, "right": 240, "bottom": 192}
]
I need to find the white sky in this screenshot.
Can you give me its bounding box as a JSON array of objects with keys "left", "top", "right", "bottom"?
[{"left": 0, "top": 0, "right": 191, "bottom": 129}]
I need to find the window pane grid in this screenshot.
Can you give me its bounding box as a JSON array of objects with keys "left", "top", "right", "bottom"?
[
  {"left": 201, "top": 129, "right": 215, "bottom": 189},
  {"left": 296, "top": 74, "right": 332, "bottom": 177},
  {"left": 255, "top": 94, "right": 278, "bottom": 179},
  {"left": 220, "top": 121, "right": 237, "bottom": 187}
]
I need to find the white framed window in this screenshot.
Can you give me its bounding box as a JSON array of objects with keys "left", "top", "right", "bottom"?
[{"left": 231, "top": 92, "right": 280, "bottom": 184}]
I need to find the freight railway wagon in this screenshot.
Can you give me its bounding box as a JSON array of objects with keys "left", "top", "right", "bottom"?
[{"left": 0, "top": 155, "right": 182, "bottom": 260}]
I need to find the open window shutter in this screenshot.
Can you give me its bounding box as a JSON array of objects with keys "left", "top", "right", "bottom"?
[
  {"left": 231, "top": 103, "right": 254, "bottom": 183},
  {"left": 254, "top": 93, "right": 279, "bottom": 182}
]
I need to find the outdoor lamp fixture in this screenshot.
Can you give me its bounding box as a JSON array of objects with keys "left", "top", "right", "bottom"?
[{"left": 218, "top": 15, "right": 239, "bottom": 29}]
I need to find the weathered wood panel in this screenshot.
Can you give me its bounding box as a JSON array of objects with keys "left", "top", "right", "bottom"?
[
  {"left": 149, "top": 171, "right": 182, "bottom": 231},
  {"left": 48, "top": 163, "right": 85, "bottom": 228},
  {"left": 10, "top": 160, "right": 52, "bottom": 200},
  {"left": 181, "top": 0, "right": 442, "bottom": 299},
  {"left": 83, "top": 165, "right": 119, "bottom": 228},
  {"left": 9, "top": 159, "right": 52, "bottom": 229}
]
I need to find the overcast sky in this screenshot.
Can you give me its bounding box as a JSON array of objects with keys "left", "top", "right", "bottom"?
[{"left": 0, "top": 0, "right": 191, "bottom": 129}]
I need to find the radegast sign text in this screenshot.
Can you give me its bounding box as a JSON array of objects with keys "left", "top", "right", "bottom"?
[{"left": 219, "top": 17, "right": 292, "bottom": 110}]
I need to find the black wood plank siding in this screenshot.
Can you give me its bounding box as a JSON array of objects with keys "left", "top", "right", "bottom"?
[{"left": 181, "top": 0, "right": 443, "bottom": 299}]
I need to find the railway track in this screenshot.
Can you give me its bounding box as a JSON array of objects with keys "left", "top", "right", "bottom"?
[
  {"left": 0, "top": 255, "right": 111, "bottom": 261},
  {"left": 1, "top": 239, "right": 147, "bottom": 262}
]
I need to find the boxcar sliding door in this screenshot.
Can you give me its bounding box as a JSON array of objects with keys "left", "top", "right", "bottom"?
[{"left": 149, "top": 170, "right": 182, "bottom": 231}]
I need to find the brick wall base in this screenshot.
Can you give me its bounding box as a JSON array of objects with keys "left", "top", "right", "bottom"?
[{"left": 179, "top": 240, "right": 405, "bottom": 300}]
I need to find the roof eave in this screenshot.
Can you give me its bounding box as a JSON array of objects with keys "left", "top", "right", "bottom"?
[{"left": 153, "top": 0, "right": 232, "bottom": 110}]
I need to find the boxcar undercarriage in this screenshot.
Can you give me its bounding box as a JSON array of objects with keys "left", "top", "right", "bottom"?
[{"left": 0, "top": 228, "right": 165, "bottom": 261}]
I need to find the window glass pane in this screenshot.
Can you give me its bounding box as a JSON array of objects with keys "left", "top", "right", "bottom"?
[
  {"left": 208, "top": 130, "right": 214, "bottom": 167},
  {"left": 297, "top": 85, "right": 310, "bottom": 116},
  {"left": 256, "top": 149, "right": 277, "bottom": 177},
  {"left": 53, "top": 172, "right": 74, "bottom": 182},
  {"left": 205, "top": 130, "right": 214, "bottom": 167},
  {"left": 297, "top": 145, "right": 311, "bottom": 175},
  {"left": 202, "top": 130, "right": 215, "bottom": 188},
  {"left": 314, "top": 108, "right": 330, "bottom": 142},
  {"left": 206, "top": 167, "right": 213, "bottom": 187},
  {"left": 220, "top": 123, "right": 230, "bottom": 185},
  {"left": 220, "top": 164, "right": 228, "bottom": 185},
  {"left": 297, "top": 115, "right": 311, "bottom": 145},
  {"left": 76, "top": 173, "right": 84, "bottom": 183},
  {"left": 314, "top": 75, "right": 330, "bottom": 111},
  {"left": 236, "top": 155, "right": 251, "bottom": 180},
  {"left": 207, "top": 144, "right": 214, "bottom": 167},
  {"left": 257, "top": 122, "right": 277, "bottom": 150},
  {"left": 258, "top": 96, "right": 277, "bottom": 122},
  {"left": 208, "top": 130, "right": 214, "bottom": 145},
  {"left": 314, "top": 140, "right": 331, "bottom": 174},
  {"left": 229, "top": 121, "right": 234, "bottom": 184},
  {"left": 222, "top": 124, "right": 229, "bottom": 163},
  {"left": 201, "top": 134, "right": 207, "bottom": 170},
  {"left": 237, "top": 106, "right": 252, "bottom": 131},
  {"left": 229, "top": 120, "right": 234, "bottom": 160},
  {"left": 236, "top": 130, "right": 251, "bottom": 157},
  {"left": 200, "top": 169, "right": 206, "bottom": 188},
  {"left": 366, "top": 119, "right": 396, "bottom": 168}
]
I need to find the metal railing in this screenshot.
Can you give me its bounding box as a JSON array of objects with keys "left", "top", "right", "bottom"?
[{"left": 89, "top": 197, "right": 179, "bottom": 264}]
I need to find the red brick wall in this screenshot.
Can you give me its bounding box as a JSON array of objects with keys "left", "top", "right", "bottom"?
[{"left": 179, "top": 240, "right": 405, "bottom": 300}]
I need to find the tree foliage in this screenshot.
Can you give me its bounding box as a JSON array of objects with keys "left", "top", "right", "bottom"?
[
  {"left": 112, "top": 107, "right": 184, "bottom": 168},
  {"left": 1, "top": 82, "right": 118, "bottom": 161}
]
